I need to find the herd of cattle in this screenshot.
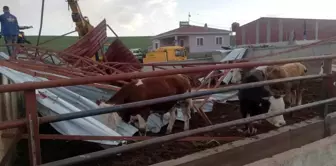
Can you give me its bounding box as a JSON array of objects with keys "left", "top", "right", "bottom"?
[{"left": 97, "top": 62, "right": 308, "bottom": 136}]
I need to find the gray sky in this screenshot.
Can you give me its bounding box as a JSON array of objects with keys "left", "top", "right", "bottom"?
[{"left": 2, "top": 0, "right": 336, "bottom": 36}]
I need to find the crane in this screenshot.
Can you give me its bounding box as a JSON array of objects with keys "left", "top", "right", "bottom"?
[
  {"left": 66, "top": 0, "right": 102, "bottom": 61},
  {"left": 66, "top": 0, "right": 93, "bottom": 37}
]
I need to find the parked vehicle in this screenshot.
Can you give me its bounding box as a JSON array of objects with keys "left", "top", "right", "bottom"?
[
  {"left": 130, "top": 48, "right": 145, "bottom": 63},
  {"left": 143, "top": 46, "right": 187, "bottom": 64}
]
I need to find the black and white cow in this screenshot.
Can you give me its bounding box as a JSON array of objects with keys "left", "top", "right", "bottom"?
[{"left": 238, "top": 68, "right": 286, "bottom": 135}]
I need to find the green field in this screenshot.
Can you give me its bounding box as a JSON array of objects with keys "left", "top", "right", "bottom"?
[{"left": 0, "top": 36, "right": 152, "bottom": 51}]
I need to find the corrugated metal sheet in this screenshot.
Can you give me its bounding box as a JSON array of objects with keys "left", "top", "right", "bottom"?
[
  {"left": 221, "top": 48, "right": 247, "bottom": 84},
  {"left": 0, "top": 52, "right": 193, "bottom": 142},
  {"left": 63, "top": 20, "right": 107, "bottom": 63},
  {"left": 195, "top": 48, "right": 246, "bottom": 112},
  {"left": 104, "top": 38, "right": 142, "bottom": 72},
  {"left": 0, "top": 65, "right": 135, "bottom": 145}
]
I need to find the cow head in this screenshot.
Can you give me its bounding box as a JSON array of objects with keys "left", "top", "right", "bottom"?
[
  {"left": 262, "top": 95, "right": 286, "bottom": 127},
  {"left": 229, "top": 68, "right": 243, "bottom": 84}
]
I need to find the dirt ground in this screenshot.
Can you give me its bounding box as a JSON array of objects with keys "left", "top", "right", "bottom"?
[{"left": 13, "top": 79, "right": 324, "bottom": 166}]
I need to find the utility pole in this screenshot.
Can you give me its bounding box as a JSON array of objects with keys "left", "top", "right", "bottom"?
[{"left": 188, "top": 12, "right": 191, "bottom": 23}]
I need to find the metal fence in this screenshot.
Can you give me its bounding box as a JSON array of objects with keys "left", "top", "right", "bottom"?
[{"left": 0, "top": 54, "right": 335, "bottom": 166}]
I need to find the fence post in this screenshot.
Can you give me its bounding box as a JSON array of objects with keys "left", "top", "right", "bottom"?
[
  {"left": 321, "top": 60, "right": 333, "bottom": 137},
  {"left": 24, "top": 90, "right": 41, "bottom": 165}
]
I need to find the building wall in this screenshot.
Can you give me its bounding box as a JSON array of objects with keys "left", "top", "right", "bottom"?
[
  {"left": 177, "top": 36, "right": 189, "bottom": 47},
  {"left": 152, "top": 36, "right": 189, "bottom": 50},
  {"left": 160, "top": 38, "right": 174, "bottom": 47},
  {"left": 235, "top": 18, "right": 336, "bottom": 45},
  {"left": 152, "top": 39, "right": 160, "bottom": 50},
  {"left": 152, "top": 34, "right": 229, "bottom": 53},
  {"left": 188, "top": 34, "right": 230, "bottom": 53}
]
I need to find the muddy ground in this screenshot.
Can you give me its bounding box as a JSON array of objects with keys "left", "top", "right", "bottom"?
[{"left": 13, "top": 79, "right": 324, "bottom": 166}]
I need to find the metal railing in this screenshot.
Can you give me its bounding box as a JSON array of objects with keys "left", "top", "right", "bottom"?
[{"left": 0, "top": 54, "right": 335, "bottom": 166}]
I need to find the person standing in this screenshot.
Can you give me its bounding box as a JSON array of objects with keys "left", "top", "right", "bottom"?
[{"left": 0, "top": 6, "right": 19, "bottom": 56}]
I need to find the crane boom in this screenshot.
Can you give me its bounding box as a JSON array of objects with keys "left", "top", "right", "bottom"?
[
  {"left": 66, "top": 0, "right": 103, "bottom": 61},
  {"left": 66, "top": 0, "right": 93, "bottom": 37}
]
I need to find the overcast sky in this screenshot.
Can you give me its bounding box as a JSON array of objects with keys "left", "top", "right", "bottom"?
[{"left": 2, "top": 0, "right": 336, "bottom": 36}]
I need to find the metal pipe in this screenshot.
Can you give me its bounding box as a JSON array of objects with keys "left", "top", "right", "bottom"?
[
  {"left": 2, "top": 61, "right": 120, "bottom": 90},
  {"left": 0, "top": 119, "right": 26, "bottom": 130},
  {"left": 0, "top": 54, "right": 334, "bottom": 93},
  {"left": 106, "top": 24, "right": 119, "bottom": 38},
  {"left": 141, "top": 59, "right": 248, "bottom": 66},
  {"left": 0, "top": 74, "right": 325, "bottom": 130},
  {"left": 39, "top": 74, "right": 323, "bottom": 124},
  {"left": 102, "top": 59, "right": 246, "bottom": 67},
  {"left": 25, "top": 90, "right": 41, "bottom": 165},
  {"left": 1, "top": 133, "right": 242, "bottom": 142},
  {"left": 36, "top": 0, "right": 45, "bottom": 46},
  {"left": 38, "top": 30, "right": 77, "bottom": 45},
  {"left": 0, "top": 74, "right": 324, "bottom": 131},
  {"left": 40, "top": 97, "right": 336, "bottom": 166}
]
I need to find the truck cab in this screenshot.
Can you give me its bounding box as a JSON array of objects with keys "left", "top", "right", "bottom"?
[{"left": 143, "top": 46, "right": 187, "bottom": 64}]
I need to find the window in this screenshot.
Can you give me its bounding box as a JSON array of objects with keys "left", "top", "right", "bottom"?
[
  {"left": 216, "top": 36, "right": 223, "bottom": 45},
  {"left": 175, "top": 49, "right": 185, "bottom": 57},
  {"left": 179, "top": 40, "right": 184, "bottom": 47},
  {"left": 196, "top": 37, "right": 204, "bottom": 46}
]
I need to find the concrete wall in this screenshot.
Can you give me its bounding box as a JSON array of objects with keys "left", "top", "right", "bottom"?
[
  {"left": 245, "top": 41, "right": 336, "bottom": 74},
  {"left": 152, "top": 107, "right": 336, "bottom": 166},
  {"left": 151, "top": 117, "right": 326, "bottom": 166},
  {"left": 246, "top": 111, "right": 336, "bottom": 166},
  {"left": 246, "top": 41, "right": 336, "bottom": 61},
  {"left": 245, "top": 134, "right": 336, "bottom": 166}
]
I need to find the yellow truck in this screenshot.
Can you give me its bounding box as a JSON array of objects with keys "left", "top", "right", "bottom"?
[{"left": 143, "top": 46, "right": 188, "bottom": 64}]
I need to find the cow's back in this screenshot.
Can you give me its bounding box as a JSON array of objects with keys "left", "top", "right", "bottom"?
[
  {"left": 282, "top": 63, "right": 306, "bottom": 77},
  {"left": 113, "top": 75, "right": 192, "bottom": 122},
  {"left": 165, "top": 75, "right": 191, "bottom": 94},
  {"left": 140, "top": 77, "right": 178, "bottom": 99}
]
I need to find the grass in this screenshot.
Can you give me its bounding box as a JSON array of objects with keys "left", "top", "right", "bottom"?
[{"left": 0, "top": 36, "right": 152, "bottom": 51}]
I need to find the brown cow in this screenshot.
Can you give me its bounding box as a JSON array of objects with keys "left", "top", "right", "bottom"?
[
  {"left": 98, "top": 74, "right": 199, "bottom": 135},
  {"left": 262, "top": 62, "right": 308, "bottom": 108}
]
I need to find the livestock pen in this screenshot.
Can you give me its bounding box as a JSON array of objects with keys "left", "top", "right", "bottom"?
[{"left": 0, "top": 53, "right": 335, "bottom": 166}]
